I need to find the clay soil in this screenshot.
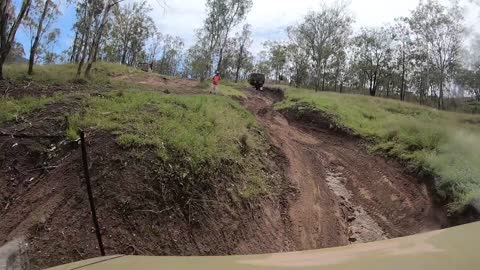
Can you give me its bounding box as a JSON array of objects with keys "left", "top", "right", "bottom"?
[
  {"left": 113, "top": 74, "right": 205, "bottom": 95},
  {"left": 0, "top": 81, "right": 448, "bottom": 269}
]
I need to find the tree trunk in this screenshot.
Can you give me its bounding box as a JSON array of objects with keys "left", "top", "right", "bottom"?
[
  {"left": 234, "top": 44, "right": 244, "bottom": 83},
  {"left": 121, "top": 48, "right": 128, "bottom": 65},
  {"left": 400, "top": 51, "right": 406, "bottom": 101},
  {"left": 76, "top": 0, "right": 92, "bottom": 78},
  {"left": 130, "top": 51, "right": 137, "bottom": 67},
  {"left": 321, "top": 71, "right": 326, "bottom": 91},
  {"left": 215, "top": 3, "right": 241, "bottom": 72},
  {"left": 0, "top": 56, "right": 5, "bottom": 80},
  {"left": 216, "top": 46, "right": 224, "bottom": 72},
  {"left": 74, "top": 31, "right": 85, "bottom": 63},
  {"left": 85, "top": 1, "right": 113, "bottom": 78},
  {"left": 368, "top": 76, "right": 374, "bottom": 96},
  {"left": 439, "top": 80, "right": 444, "bottom": 110},
  {"left": 76, "top": 21, "right": 91, "bottom": 78},
  {"left": 371, "top": 76, "right": 377, "bottom": 97},
  {"left": 321, "top": 59, "right": 327, "bottom": 91},
  {"left": 0, "top": 0, "right": 32, "bottom": 80},
  {"left": 334, "top": 64, "right": 339, "bottom": 92},
  {"left": 70, "top": 30, "right": 79, "bottom": 63},
  {"left": 28, "top": 0, "right": 51, "bottom": 75},
  {"left": 314, "top": 63, "right": 321, "bottom": 92},
  {"left": 216, "top": 26, "right": 233, "bottom": 72}
]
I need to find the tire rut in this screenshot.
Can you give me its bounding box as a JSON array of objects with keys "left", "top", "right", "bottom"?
[{"left": 243, "top": 89, "right": 447, "bottom": 248}]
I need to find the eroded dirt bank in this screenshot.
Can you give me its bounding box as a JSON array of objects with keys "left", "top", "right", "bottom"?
[
  {"left": 0, "top": 79, "right": 448, "bottom": 269},
  {"left": 243, "top": 88, "right": 447, "bottom": 246}
]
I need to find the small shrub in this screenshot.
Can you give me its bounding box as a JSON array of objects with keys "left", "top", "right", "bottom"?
[{"left": 65, "top": 114, "right": 81, "bottom": 140}]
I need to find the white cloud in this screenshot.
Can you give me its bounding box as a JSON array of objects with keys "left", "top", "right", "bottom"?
[{"left": 146, "top": 0, "right": 480, "bottom": 53}]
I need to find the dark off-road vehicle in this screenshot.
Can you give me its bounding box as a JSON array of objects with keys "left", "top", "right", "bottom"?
[{"left": 249, "top": 73, "right": 266, "bottom": 90}]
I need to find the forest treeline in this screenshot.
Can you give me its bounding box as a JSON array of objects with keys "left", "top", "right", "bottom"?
[{"left": 1, "top": 0, "right": 479, "bottom": 109}]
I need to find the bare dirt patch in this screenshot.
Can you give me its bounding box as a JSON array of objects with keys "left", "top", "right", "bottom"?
[
  {"left": 0, "top": 94, "right": 298, "bottom": 269},
  {"left": 113, "top": 73, "right": 205, "bottom": 95},
  {"left": 0, "top": 80, "right": 84, "bottom": 99}
]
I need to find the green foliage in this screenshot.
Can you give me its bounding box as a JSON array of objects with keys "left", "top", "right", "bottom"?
[
  {"left": 278, "top": 87, "right": 480, "bottom": 212},
  {"left": 4, "top": 62, "right": 140, "bottom": 84},
  {"left": 70, "top": 90, "right": 268, "bottom": 197},
  {"left": 197, "top": 80, "right": 210, "bottom": 89},
  {"left": 0, "top": 96, "right": 55, "bottom": 124},
  {"left": 222, "top": 79, "right": 250, "bottom": 89},
  {"left": 197, "top": 80, "right": 247, "bottom": 98},
  {"left": 218, "top": 84, "right": 246, "bottom": 98},
  {"left": 65, "top": 113, "right": 81, "bottom": 140}
]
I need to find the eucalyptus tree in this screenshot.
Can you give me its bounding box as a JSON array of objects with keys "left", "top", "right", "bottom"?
[
  {"left": 233, "top": 24, "right": 252, "bottom": 82},
  {"left": 23, "top": 0, "right": 59, "bottom": 74},
  {"left": 407, "top": 0, "right": 465, "bottom": 109},
  {"left": 286, "top": 26, "right": 311, "bottom": 87},
  {"left": 193, "top": 0, "right": 252, "bottom": 80},
  {"left": 352, "top": 27, "right": 393, "bottom": 96},
  {"left": 156, "top": 34, "right": 184, "bottom": 76},
  {"left": 292, "top": 1, "right": 353, "bottom": 91},
  {"left": 110, "top": 1, "right": 155, "bottom": 65},
  {"left": 211, "top": 0, "right": 252, "bottom": 71},
  {"left": 0, "top": 0, "right": 32, "bottom": 80},
  {"left": 263, "top": 41, "right": 287, "bottom": 81}
]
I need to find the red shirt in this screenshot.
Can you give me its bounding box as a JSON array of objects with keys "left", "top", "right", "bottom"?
[{"left": 213, "top": 75, "right": 221, "bottom": 85}]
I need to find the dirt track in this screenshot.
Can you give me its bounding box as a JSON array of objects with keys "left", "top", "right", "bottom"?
[
  {"left": 0, "top": 78, "right": 450, "bottom": 268},
  {"left": 244, "top": 88, "right": 446, "bottom": 246}
]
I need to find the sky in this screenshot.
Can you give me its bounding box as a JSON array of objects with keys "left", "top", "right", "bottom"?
[
  {"left": 154, "top": 0, "right": 422, "bottom": 53},
  {"left": 13, "top": 0, "right": 480, "bottom": 57}
]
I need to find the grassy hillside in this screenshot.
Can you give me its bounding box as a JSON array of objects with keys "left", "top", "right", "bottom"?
[
  {"left": 3, "top": 62, "right": 140, "bottom": 85},
  {"left": 197, "top": 80, "right": 247, "bottom": 98},
  {"left": 65, "top": 90, "right": 272, "bottom": 199},
  {"left": 277, "top": 88, "right": 480, "bottom": 212},
  {"left": 2, "top": 63, "right": 275, "bottom": 199}
]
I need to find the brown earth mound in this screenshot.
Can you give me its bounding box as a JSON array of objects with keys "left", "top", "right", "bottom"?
[
  {"left": 113, "top": 74, "right": 204, "bottom": 95},
  {"left": 0, "top": 80, "right": 86, "bottom": 99},
  {"left": 0, "top": 96, "right": 297, "bottom": 269}
]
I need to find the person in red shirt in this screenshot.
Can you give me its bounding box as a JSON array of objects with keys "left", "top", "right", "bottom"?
[{"left": 212, "top": 71, "right": 221, "bottom": 94}]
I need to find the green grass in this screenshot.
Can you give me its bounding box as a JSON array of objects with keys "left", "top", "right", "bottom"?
[
  {"left": 0, "top": 94, "right": 62, "bottom": 124},
  {"left": 218, "top": 85, "right": 246, "bottom": 98},
  {"left": 197, "top": 80, "right": 210, "bottom": 89},
  {"left": 197, "top": 80, "right": 247, "bottom": 98},
  {"left": 277, "top": 88, "right": 480, "bottom": 212},
  {"left": 222, "top": 80, "right": 250, "bottom": 89},
  {"left": 2, "top": 63, "right": 272, "bottom": 199},
  {"left": 4, "top": 62, "right": 140, "bottom": 85},
  {"left": 69, "top": 90, "right": 269, "bottom": 198}
]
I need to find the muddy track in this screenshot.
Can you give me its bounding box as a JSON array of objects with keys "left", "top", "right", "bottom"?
[
  {"left": 244, "top": 88, "right": 447, "bottom": 247},
  {"left": 0, "top": 81, "right": 450, "bottom": 268}
]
